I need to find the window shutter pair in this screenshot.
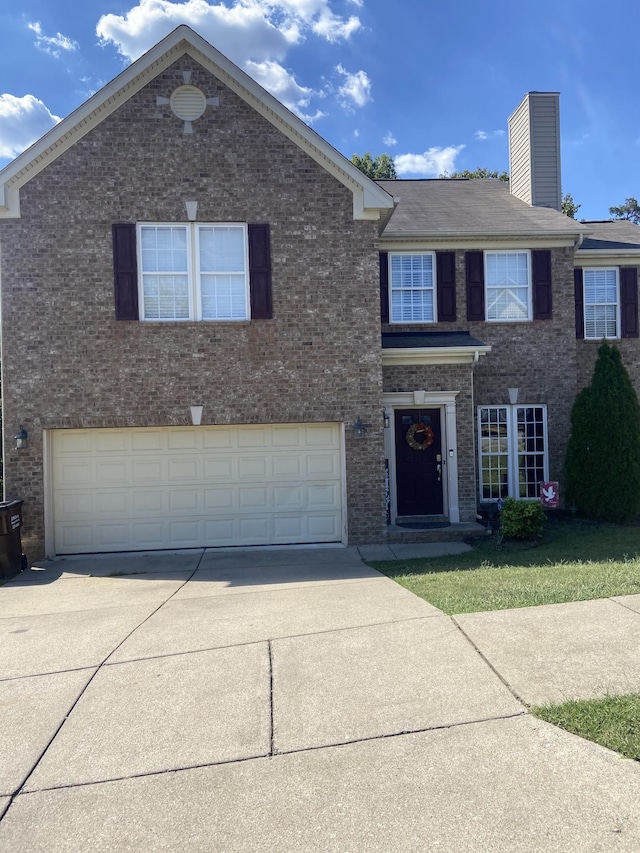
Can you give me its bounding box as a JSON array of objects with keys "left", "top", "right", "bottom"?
[
  {"left": 378, "top": 251, "right": 457, "bottom": 323},
  {"left": 465, "top": 249, "right": 552, "bottom": 321},
  {"left": 574, "top": 267, "right": 638, "bottom": 339},
  {"left": 112, "top": 223, "right": 273, "bottom": 320}
]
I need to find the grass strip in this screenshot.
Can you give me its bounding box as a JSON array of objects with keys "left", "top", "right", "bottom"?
[
  {"left": 370, "top": 520, "right": 640, "bottom": 614},
  {"left": 532, "top": 694, "right": 640, "bottom": 761}
]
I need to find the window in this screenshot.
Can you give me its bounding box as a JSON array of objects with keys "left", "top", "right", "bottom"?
[
  {"left": 485, "top": 251, "right": 531, "bottom": 321},
  {"left": 390, "top": 252, "right": 436, "bottom": 323},
  {"left": 478, "top": 405, "right": 548, "bottom": 500},
  {"left": 138, "top": 223, "right": 249, "bottom": 321},
  {"left": 583, "top": 268, "right": 619, "bottom": 340}
]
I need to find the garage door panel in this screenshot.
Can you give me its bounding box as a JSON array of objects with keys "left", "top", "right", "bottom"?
[
  {"left": 131, "top": 460, "right": 165, "bottom": 483},
  {"left": 95, "top": 432, "right": 130, "bottom": 453},
  {"left": 238, "top": 457, "right": 269, "bottom": 479},
  {"left": 168, "top": 459, "right": 200, "bottom": 481},
  {"left": 306, "top": 454, "right": 339, "bottom": 477},
  {"left": 131, "top": 431, "right": 166, "bottom": 452},
  {"left": 204, "top": 458, "right": 235, "bottom": 479},
  {"left": 52, "top": 424, "right": 343, "bottom": 554}
]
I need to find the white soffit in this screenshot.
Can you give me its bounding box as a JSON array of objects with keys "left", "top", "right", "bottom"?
[
  {"left": 0, "top": 26, "right": 393, "bottom": 221},
  {"left": 382, "top": 345, "right": 491, "bottom": 366}
]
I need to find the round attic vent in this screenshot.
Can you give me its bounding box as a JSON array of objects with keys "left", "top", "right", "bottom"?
[{"left": 170, "top": 85, "right": 207, "bottom": 121}]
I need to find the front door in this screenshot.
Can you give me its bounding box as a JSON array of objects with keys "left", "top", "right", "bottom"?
[{"left": 395, "top": 409, "right": 443, "bottom": 516}]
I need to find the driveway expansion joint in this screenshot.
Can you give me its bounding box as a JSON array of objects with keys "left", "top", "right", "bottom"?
[{"left": 451, "top": 615, "right": 530, "bottom": 707}]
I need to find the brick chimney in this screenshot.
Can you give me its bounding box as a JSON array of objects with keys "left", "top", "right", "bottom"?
[{"left": 508, "top": 92, "right": 561, "bottom": 211}]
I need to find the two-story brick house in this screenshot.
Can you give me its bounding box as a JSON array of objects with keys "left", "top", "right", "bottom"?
[{"left": 1, "top": 27, "right": 638, "bottom": 558}]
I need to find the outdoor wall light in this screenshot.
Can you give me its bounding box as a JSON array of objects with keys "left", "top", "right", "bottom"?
[
  {"left": 383, "top": 409, "right": 390, "bottom": 429},
  {"left": 352, "top": 417, "right": 366, "bottom": 440},
  {"left": 14, "top": 425, "right": 28, "bottom": 450}
]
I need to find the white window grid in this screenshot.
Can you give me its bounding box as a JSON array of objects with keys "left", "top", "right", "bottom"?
[
  {"left": 389, "top": 252, "right": 436, "bottom": 323},
  {"left": 138, "top": 222, "right": 249, "bottom": 322},
  {"left": 583, "top": 268, "right": 620, "bottom": 340},
  {"left": 478, "top": 405, "right": 548, "bottom": 501},
  {"left": 485, "top": 251, "right": 532, "bottom": 322}
]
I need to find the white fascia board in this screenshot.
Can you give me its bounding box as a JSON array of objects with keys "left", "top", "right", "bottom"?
[
  {"left": 575, "top": 250, "right": 640, "bottom": 263},
  {"left": 0, "top": 25, "right": 393, "bottom": 222},
  {"left": 382, "top": 345, "right": 492, "bottom": 366},
  {"left": 379, "top": 233, "right": 581, "bottom": 250}
]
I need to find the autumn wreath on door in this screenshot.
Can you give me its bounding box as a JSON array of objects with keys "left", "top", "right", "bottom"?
[{"left": 406, "top": 422, "right": 435, "bottom": 451}]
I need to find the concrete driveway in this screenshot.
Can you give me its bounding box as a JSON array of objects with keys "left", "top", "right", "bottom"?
[{"left": 1, "top": 546, "right": 639, "bottom": 851}]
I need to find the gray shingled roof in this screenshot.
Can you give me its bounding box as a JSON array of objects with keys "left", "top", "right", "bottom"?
[
  {"left": 376, "top": 178, "right": 587, "bottom": 238},
  {"left": 578, "top": 220, "right": 640, "bottom": 251}
]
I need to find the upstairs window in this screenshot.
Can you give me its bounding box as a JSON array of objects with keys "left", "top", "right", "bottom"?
[
  {"left": 138, "top": 223, "right": 249, "bottom": 321},
  {"left": 478, "top": 405, "right": 548, "bottom": 500},
  {"left": 485, "top": 251, "right": 531, "bottom": 321},
  {"left": 583, "top": 268, "right": 619, "bottom": 339},
  {"left": 389, "top": 252, "right": 436, "bottom": 323}
]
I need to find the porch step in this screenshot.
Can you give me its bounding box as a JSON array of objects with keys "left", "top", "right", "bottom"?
[{"left": 386, "top": 521, "right": 489, "bottom": 544}]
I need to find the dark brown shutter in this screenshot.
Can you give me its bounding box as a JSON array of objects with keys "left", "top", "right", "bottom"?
[
  {"left": 436, "top": 251, "right": 456, "bottom": 322},
  {"left": 466, "top": 251, "right": 485, "bottom": 321},
  {"left": 379, "top": 252, "right": 389, "bottom": 323},
  {"left": 248, "top": 223, "right": 272, "bottom": 319},
  {"left": 621, "top": 267, "right": 639, "bottom": 338},
  {"left": 574, "top": 268, "right": 584, "bottom": 339},
  {"left": 532, "top": 249, "right": 552, "bottom": 320},
  {"left": 112, "top": 224, "right": 139, "bottom": 321}
]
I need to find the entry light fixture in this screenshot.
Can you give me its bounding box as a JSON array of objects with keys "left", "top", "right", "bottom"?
[
  {"left": 14, "top": 425, "right": 28, "bottom": 450},
  {"left": 383, "top": 409, "right": 390, "bottom": 429},
  {"left": 352, "top": 417, "right": 366, "bottom": 440}
]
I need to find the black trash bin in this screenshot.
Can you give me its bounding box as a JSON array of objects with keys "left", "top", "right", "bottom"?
[{"left": 0, "top": 500, "right": 26, "bottom": 580}]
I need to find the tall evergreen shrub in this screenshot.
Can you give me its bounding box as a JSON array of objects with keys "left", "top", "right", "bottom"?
[{"left": 565, "top": 342, "right": 640, "bottom": 522}]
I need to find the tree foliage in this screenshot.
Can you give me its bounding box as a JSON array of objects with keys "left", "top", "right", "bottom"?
[
  {"left": 350, "top": 152, "right": 397, "bottom": 180},
  {"left": 440, "top": 167, "right": 509, "bottom": 181},
  {"left": 565, "top": 342, "right": 640, "bottom": 523},
  {"left": 609, "top": 197, "right": 640, "bottom": 224},
  {"left": 561, "top": 193, "right": 580, "bottom": 219}
]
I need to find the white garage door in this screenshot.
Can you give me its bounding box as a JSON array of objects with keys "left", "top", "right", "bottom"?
[{"left": 50, "top": 424, "right": 344, "bottom": 554}]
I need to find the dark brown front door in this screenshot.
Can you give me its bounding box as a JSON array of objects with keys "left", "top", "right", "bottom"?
[{"left": 395, "top": 408, "right": 443, "bottom": 516}]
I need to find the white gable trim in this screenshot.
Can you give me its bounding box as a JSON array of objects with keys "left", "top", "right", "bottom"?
[{"left": 0, "top": 26, "right": 393, "bottom": 221}]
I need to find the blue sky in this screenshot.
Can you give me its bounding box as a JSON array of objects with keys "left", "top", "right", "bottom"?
[{"left": 0, "top": 0, "right": 637, "bottom": 221}]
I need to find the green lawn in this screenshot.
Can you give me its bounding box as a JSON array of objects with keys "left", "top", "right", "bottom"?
[
  {"left": 532, "top": 694, "right": 640, "bottom": 761},
  {"left": 370, "top": 519, "right": 640, "bottom": 614}
]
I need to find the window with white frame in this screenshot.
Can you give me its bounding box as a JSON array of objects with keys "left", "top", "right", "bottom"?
[
  {"left": 485, "top": 251, "right": 531, "bottom": 321},
  {"left": 478, "top": 405, "right": 548, "bottom": 500},
  {"left": 390, "top": 252, "right": 436, "bottom": 323},
  {"left": 583, "top": 268, "right": 619, "bottom": 340},
  {"left": 138, "top": 223, "right": 249, "bottom": 321}
]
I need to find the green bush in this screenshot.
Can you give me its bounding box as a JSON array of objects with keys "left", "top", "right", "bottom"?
[
  {"left": 565, "top": 343, "right": 640, "bottom": 523},
  {"left": 499, "top": 498, "right": 545, "bottom": 540}
]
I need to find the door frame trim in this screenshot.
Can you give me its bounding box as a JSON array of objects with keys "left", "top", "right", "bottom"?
[{"left": 383, "top": 391, "right": 460, "bottom": 524}]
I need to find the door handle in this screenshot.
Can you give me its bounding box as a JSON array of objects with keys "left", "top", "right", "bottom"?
[{"left": 436, "top": 463, "right": 442, "bottom": 482}]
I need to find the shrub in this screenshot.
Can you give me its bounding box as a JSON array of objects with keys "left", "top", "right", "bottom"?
[
  {"left": 565, "top": 343, "right": 640, "bottom": 523},
  {"left": 499, "top": 498, "right": 545, "bottom": 540}
]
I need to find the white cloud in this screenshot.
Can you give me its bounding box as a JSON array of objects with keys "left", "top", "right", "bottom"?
[
  {"left": 474, "top": 129, "right": 504, "bottom": 141},
  {"left": 27, "top": 21, "right": 79, "bottom": 58},
  {"left": 244, "top": 59, "right": 325, "bottom": 123},
  {"left": 96, "top": 1, "right": 362, "bottom": 123},
  {"left": 395, "top": 145, "right": 465, "bottom": 177},
  {"left": 0, "top": 94, "right": 61, "bottom": 159},
  {"left": 96, "top": 0, "right": 359, "bottom": 63},
  {"left": 383, "top": 131, "right": 397, "bottom": 147},
  {"left": 336, "top": 64, "right": 371, "bottom": 108}
]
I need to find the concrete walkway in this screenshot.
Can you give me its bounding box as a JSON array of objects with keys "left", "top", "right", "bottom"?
[{"left": 1, "top": 545, "right": 639, "bottom": 851}]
